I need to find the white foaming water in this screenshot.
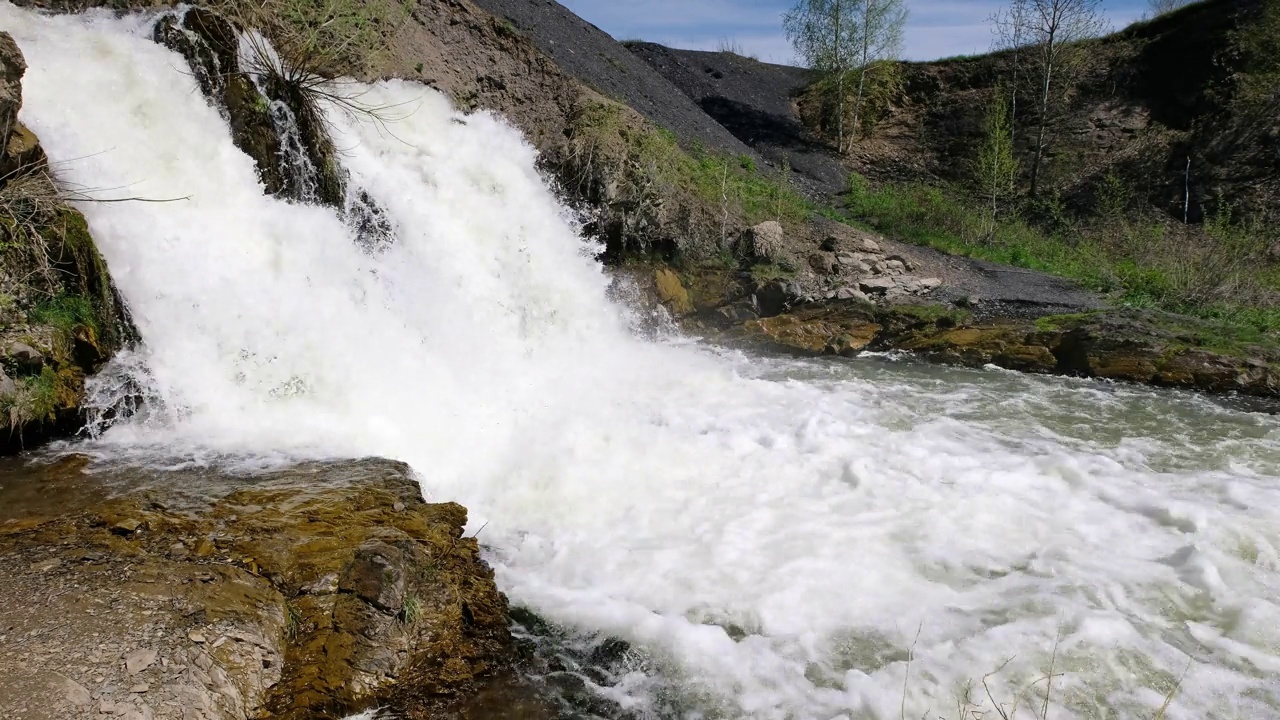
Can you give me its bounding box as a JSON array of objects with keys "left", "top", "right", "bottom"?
[{"left": 6, "top": 5, "right": 1280, "bottom": 718}]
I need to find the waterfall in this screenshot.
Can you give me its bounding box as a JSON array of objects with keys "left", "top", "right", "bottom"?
[{"left": 5, "top": 4, "right": 1280, "bottom": 719}]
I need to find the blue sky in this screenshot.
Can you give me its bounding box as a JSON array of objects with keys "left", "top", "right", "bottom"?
[{"left": 560, "top": 0, "right": 1151, "bottom": 64}]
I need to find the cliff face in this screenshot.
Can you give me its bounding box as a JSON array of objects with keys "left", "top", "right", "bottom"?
[
  {"left": 0, "top": 31, "right": 134, "bottom": 454},
  {"left": 840, "top": 0, "right": 1273, "bottom": 221},
  {"left": 631, "top": 0, "right": 1276, "bottom": 223}
]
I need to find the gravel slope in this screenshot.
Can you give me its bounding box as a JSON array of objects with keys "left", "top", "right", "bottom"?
[
  {"left": 469, "top": 0, "right": 755, "bottom": 160},
  {"left": 626, "top": 42, "right": 848, "bottom": 193}
]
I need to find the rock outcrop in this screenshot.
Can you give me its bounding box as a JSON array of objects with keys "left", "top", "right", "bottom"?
[
  {"left": 0, "top": 31, "right": 133, "bottom": 453},
  {"left": 0, "top": 457, "right": 541, "bottom": 720},
  {"left": 732, "top": 302, "right": 1280, "bottom": 400}
]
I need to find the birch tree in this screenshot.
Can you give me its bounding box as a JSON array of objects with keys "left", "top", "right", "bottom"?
[
  {"left": 784, "top": 0, "right": 907, "bottom": 154},
  {"left": 847, "top": 0, "right": 908, "bottom": 152},
  {"left": 1022, "top": 0, "right": 1108, "bottom": 197},
  {"left": 976, "top": 87, "right": 1019, "bottom": 238},
  {"left": 992, "top": 0, "right": 1032, "bottom": 154}
]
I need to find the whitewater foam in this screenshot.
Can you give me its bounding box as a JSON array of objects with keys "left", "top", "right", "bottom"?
[{"left": 5, "top": 4, "right": 1280, "bottom": 718}]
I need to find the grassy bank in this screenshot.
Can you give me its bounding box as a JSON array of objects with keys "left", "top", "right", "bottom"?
[{"left": 839, "top": 174, "right": 1280, "bottom": 336}]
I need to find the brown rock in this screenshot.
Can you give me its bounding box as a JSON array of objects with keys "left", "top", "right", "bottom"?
[
  {"left": 0, "top": 31, "right": 24, "bottom": 155},
  {"left": 653, "top": 268, "right": 694, "bottom": 316},
  {"left": 339, "top": 541, "right": 408, "bottom": 614}
]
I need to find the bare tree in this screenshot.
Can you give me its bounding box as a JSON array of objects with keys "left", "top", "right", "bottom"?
[
  {"left": 1017, "top": 0, "right": 1109, "bottom": 197},
  {"left": 784, "top": 0, "right": 906, "bottom": 154},
  {"left": 992, "top": 0, "right": 1032, "bottom": 156}
]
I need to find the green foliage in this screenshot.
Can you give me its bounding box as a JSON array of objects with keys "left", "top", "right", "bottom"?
[
  {"left": 400, "top": 595, "right": 422, "bottom": 625},
  {"left": 974, "top": 87, "right": 1019, "bottom": 232},
  {"left": 30, "top": 295, "right": 99, "bottom": 338},
  {"left": 0, "top": 366, "right": 67, "bottom": 429},
  {"left": 801, "top": 60, "right": 905, "bottom": 144},
  {"left": 1094, "top": 170, "right": 1130, "bottom": 219},
  {"left": 567, "top": 99, "right": 812, "bottom": 256},
  {"left": 750, "top": 262, "right": 799, "bottom": 284},
  {"left": 1232, "top": 0, "right": 1280, "bottom": 114},
  {"left": 841, "top": 177, "right": 1280, "bottom": 334},
  {"left": 228, "top": 0, "right": 415, "bottom": 76}
]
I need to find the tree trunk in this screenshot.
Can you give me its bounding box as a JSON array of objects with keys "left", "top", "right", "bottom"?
[
  {"left": 834, "top": 5, "right": 844, "bottom": 153},
  {"left": 1030, "top": 42, "right": 1054, "bottom": 198}
]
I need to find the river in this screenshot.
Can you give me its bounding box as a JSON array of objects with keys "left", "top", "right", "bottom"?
[{"left": 4, "top": 4, "right": 1279, "bottom": 718}]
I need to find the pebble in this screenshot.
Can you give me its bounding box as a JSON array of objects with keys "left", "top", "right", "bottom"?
[{"left": 130, "top": 683, "right": 149, "bottom": 693}]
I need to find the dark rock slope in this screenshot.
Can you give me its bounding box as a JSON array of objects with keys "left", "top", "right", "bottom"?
[
  {"left": 625, "top": 42, "right": 847, "bottom": 192},
  {"left": 469, "top": 0, "right": 754, "bottom": 160}
]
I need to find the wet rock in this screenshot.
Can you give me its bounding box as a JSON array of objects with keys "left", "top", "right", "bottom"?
[
  {"left": 0, "top": 458, "right": 522, "bottom": 720},
  {"left": 653, "top": 267, "right": 694, "bottom": 316},
  {"left": 752, "top": 280, "right": 801, "bottom": 317},
  {"left": 339, "top": 541, "right": 408, "bottom": 614},
  {"left": 0, "top": 31, "right": 24, "bottom": 162}
]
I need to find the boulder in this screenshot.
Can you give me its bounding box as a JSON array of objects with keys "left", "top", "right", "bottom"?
[
  {"left": 0, "top": 31, "right": 23, "bottom": 156},
  {"left": 738, "top": 221, "right": 784, "bottom": 261},
  {"left": 836, "top": 286, "right": 870, "bottom": 303},
  {"left": 860, "top": 277, "right": 898, "bottom": 294},
  {"left": 7, "top": 342, "right": 44, "bottom": 371},
  {"left": 653, "top": 267, "right": 694, "bottom": 315},
  {"left": 0, "top": 369, "right": 14, "bottom": 397},
  {"left": 753, "top": 280, "right": 801, "bottom": 317},
  {"left": 808, "top": 252, "right": 837, "bottom": 275}
]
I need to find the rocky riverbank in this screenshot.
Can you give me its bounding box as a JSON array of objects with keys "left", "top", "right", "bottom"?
[{"left": 0, "top": 455, "right": 546, "bottom": 720}]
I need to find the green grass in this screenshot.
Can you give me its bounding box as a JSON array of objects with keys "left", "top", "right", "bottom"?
[
  {"left": 29, "top": 295, "right": 99, "bottom": 338},
  {"left": 0, "top": 366, "right": 63, "bottom": 428},
  {"left": 400, "top": 595, "right": 422, "bottom": 626},
  {"left": 841, "top": 175, "right": 1280, "bottom": 338}
]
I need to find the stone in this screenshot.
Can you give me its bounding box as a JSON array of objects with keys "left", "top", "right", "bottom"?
[
  {"left": 7, "top": 342, "right": 43, "bottom": 371},
  {"left": 111, "top": 518, "right": 143, "bottom": 536},
  {"left": 130, "top": 683, "right": 149, "bottom": 693},
  {"left": 653, "top": 268, "right": 694, "bottom": 316},
  {"left": 738, "top": 221, "right": 784, "bottom": 261},
  {"left": 0, "top": 369, "right": 14, "bottom": 397},
  {"left": 860, "top": 277, "right": 898, "bottom": 294},
  {"left": 338, "top": 542, "right": 407, "bottom": 614},
  {"left": 752, "top": 280, "right": 802, "bottom": 318},
  {"left": 835, "top": 253, "right": 857, "bottom": 266},
  {"left": 919, "top": 278, "right": 943, "bottom": 291},
  {"left": 808, "top": 253, "right": 837, "bottom": 275},
  {"left": 0, "top": 31, "right": 24, "bottom": 155},
  {"left": 883, "top": 259, "right": 906, "bottom": 274},
  {"left": 392, "top": 502, "right": 406, "bottom": 512},
  {"left": 58, "top": 675, "right": 92, "bottom": 706},
  {"left": 835, "top": 287, "right": 870, "bottom": 302},
  {"left": 124, "top": 647, "right": 157, "bottom": 675},
  {"left": 886, "top": 254, "right": 915, "bottom": 271},
  {"left": 856, "top": 236, "right": 881, "bottom": 253},
  {"left": 188, "top": 631, "right": 206, "bottom": 644}
]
